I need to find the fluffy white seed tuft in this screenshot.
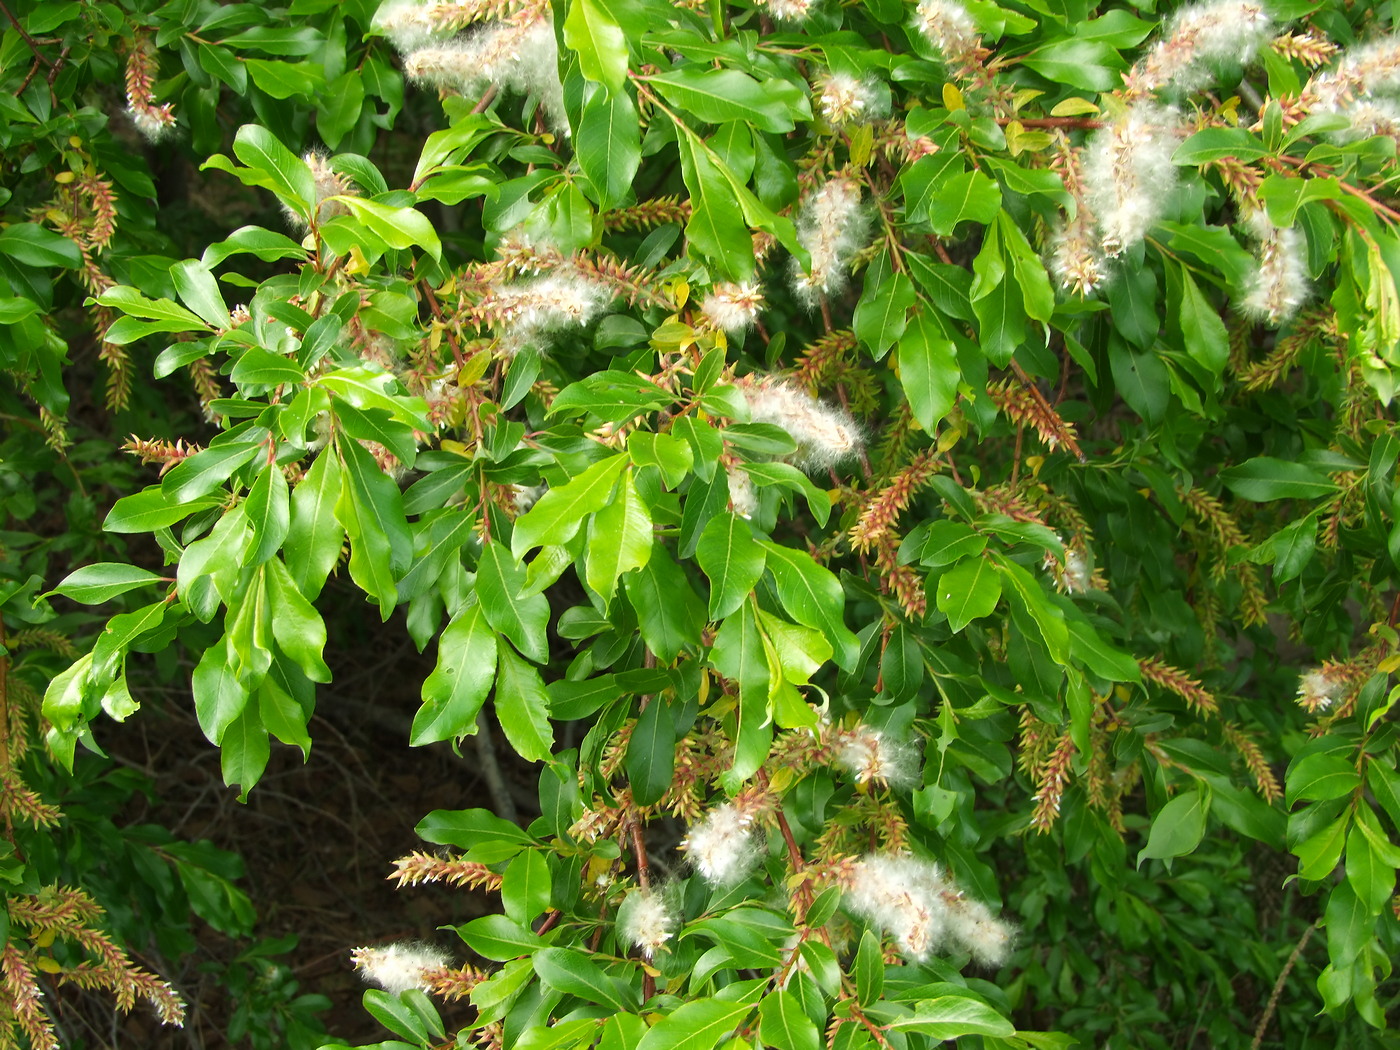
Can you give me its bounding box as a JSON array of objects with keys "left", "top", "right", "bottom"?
[
  {"left": 816, "top": 73, "right": 880, "bottom": 126},
  {"left": 403, "top": 17, "right": 568, "bottom": 133},
  {"left": 1297, "top": 666, "right": 1348, "bottom": 712},
  {"left": 1082, "top": 103, "right": 1183, "bottom": 257},
  {"left": 1240, "top": 209, "right": 1309, "bottom": 326},
  {"left": 478, "top": 271, "right": 612, "bottom": 353},
  {"left": 741, "top": 379, "right": 863, "bottom": 472},
  {"left": 619, "top": 889, "right": 678, "bottom": 959},
  {"left": 352, "top": 942, "right": 450, "bottom": 994},
  {"left": 682, "top": 803, "right": 762, "bottom": 885},
  {"left": 789, "top": 178, "right": 873, "bottom": 307},
  {"left": 727, "top": 465, "right": 758, "bottom": 520},
  {"left": 756, "top": 0, "right": 814, "bottom": 22},
  {"left": 843, "top": 854, "right": 1014, "bottom": 965},
  {"left": 833, "top": 725, "right": 916, "bottom": 785},
  {"left": 700, "top": 282, "right": 765, "bottom": 333},
  {"left": 1126, "top": 0, "right": 1273, "bottom": 96},
  {"left": 913, "top": 0, "right": 981, "bottom": 70}
]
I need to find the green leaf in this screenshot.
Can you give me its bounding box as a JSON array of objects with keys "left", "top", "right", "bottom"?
[
  {"left": 926, "top": 170, "right": 1002, "bottom": 237},
  {"left": 287, "top": 448, "right": 345, "bottom": 599},
  {"left": 995, "top": 556, "right": 1068, "bottom": 663},
  {"left": 1069, "top": 621, "right": 1142, "bottom": 682},
  {"left": 936, "top": 556, "right": 1002, "bottom": 632},
  {"left": 221, "top": 706, "right": 270, "bottom": 801},
  {"left": 231, "top": 347, "right": 305, "bottom": 387},
  {"left": 1324, "top": 881, "right": 1370, "bottom": 967},
  {"left": 230, "top": 124, "right": 316, "bottom": 219},
  {"left": 503, "top": 851, "right": 552, "bottom": 926},
  {"left": 626, "top": 695, "right": 676, "bottom": 806},
  {"left": 265, "top": 557, "right": 332, "bottom": 683},
  {"left": 577, "top": 85, "right": 641, "bottom": 210},
  {"left": 1173, "top": 127, "right": 1271, "bottom": 165},
  {"left": 740, "top": 462, "right": 831, "bottom": 527},
  {"left": 853, "top": 271, "right": 915, "bottom": 359},
  {"left": 1019, "top": 38, "right": 1125, "bottom": 92},
  {"left": 335, "top": 437, "right": 411, "bottom": 618},
  {"left": 1174, "top": 266, "right": 1229, "bottom": 379},
  {"left": 478, "top": 541, "right": 551, "bottom": 664},
  {"left": 635, "top": 999, "right": 753, "bottom": 1050},
  {"left": 585, "top": 469, "right": 653, "bottom": 607},
  {"left": 853, "top": 930, "right": 884, "bottom": 1008},
  {"left": 192, "top": 640, "right": 251, "bottom": 745},
  {"left": 534, "top": 948, "right": 633, "bottom": 1012},
  {"left": 318, "top": 70, "right": 366, "bottom": 148},
  {"left": 1345, "top": 823, "right": 1396, "bottom": 915},
  {"left": 1137, "top": 788, "right": 1209, "bottom": 867},
  {"left": 513, "top": 455, "right": 628, "bottom": 558},
  {"left": 885, "top": 996, "right": 1015, "bottom": 1038},
  {"left": 897, "top": 312, "right": 960, "bottom": 432},
  {"left": 162, "top": 438, "right": 265, "bottom": 503},
  {"left": 415, "top": 598, "right": 498, "bottom": 746},
  {"left": 697, "top": 513, "right": 766, "bottom": 621},
  {"left": 918, "top": 520, "right": 986, "bottom": 567},
  {"left": 1286, "top": 752, "right": 1361, "bottom": 807},
  {"left": 1220, "top": 458, "right": 1339, "bottom": 502},
  {"left": 244, "top": 464, "right": 290, "bottom": 567},
  {"left": 50, "top": 563, "right": 162, "bottom": 605},
  {"left": 104, "top": 489, "right": 224, "bottom": 534},
  {"left": 494, "top": 644, "right": 554, "bottom": 762},
  {"left": 649, "top": 68, "right": 807, "bottom": 133},
  {"left": 337, "top": 197, "right": 442, "bottom": 261},
  {"left": 202, "top": 225, "right": 308, "bottom": 268},
  {"left": 676, "top": 131, "right": 756, "bottom": 281},
  {"left": 758, "top": 542, "right": 859, "bottom": 670},
  {"left": 457, "top": 914, "right": 543, "bottom": 961},
  {"left": 0, "top": 224, "right": 82, "bottom": 268},
  {"left": 623, "top": 547, "right": 705, "bottom": 663},
  {"left": 564, "top": 0, "right": 628, "bottom": 91},
  {"left": 758, "top": 991, "right": 820, "bottom": 1050}
]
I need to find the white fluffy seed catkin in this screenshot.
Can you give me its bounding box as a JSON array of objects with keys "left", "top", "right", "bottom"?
[
  {"left": 1081, "top": 103, "right": 1182, "bottom": 257},
  {"left": 789, "top": 178, "right": 873, "bottom": 307},
  {"left": 700, "top": 282, "right": 765, "bottom": 333},
  {"left": 913, "top": 0, "right": 982, "bottom": 70},
  {"left": 476, "top": 271, "right": 612, "bottom": 353},
  {"left": 816, "top": 73, "right": 880, "bottom": 126},
  {"left": 619, "top": 889, "right": 677, "bottom": 959},
  {"left": 843, "top": 854, "right": 1014, "bottom": 965},
  {"left": 682, "top": 802, "right": 761, "bottom": 885},
  {"left": 351, "top": 943, "right": 449, "bottom": 994},
  {"left": 1240, "top": 209, "right": 1309, "bottom": 326},
  {"left": 403, "top": 16, "right": 568, "bottom": 133},
  {"left": 1126, "top": 0, "right": 1273, "bottom": 96},
  {"left": 832, "top": 725, "right": 915, "bottom": 785},
  {"left": 741, "top": 379, "right": 863, "bottom": 472}
]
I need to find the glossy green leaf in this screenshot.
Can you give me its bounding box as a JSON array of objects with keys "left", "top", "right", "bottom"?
[
  {"left": 415, "top": 598, "right": 498, "bottom": 746},
  {"left": 936, "top": 556, "right": 1002, "bottom": 633},
  {"left": 494, "top": 644, "right": 554, "bottom": 762}
]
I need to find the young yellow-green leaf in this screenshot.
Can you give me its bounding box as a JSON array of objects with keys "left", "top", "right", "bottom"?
[
  {"left": 415, "top": 597, "right": 498, "bottom": 746},
  {"left": 478, "top": 541, "right": 551, "bottom": 664},
  {"left": 494, "top": 644, "right": 554, "bottom": 762},
  {"left": 336, "top": 197, "right": 442, "bottom": 261},
  {"left": 513, "top": 454, "right": 628, "bottom": 558},
  {"left": 585, "top": 469, "right": 653, "bottom": 607},
  {"left": 697, "top": 512, "right": 766, "bottom": 620},
  {"left": 935, "top": 556, "right": 1002, "bottom": 632}
]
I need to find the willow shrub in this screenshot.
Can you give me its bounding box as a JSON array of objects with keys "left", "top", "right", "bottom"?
[{"left": 4, "top": 0, "right": 1400, "bottom": 1046}]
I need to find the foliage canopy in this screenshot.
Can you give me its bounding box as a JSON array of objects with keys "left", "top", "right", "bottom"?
[{"left": 3, "top": 0, "right": 1400, "bottom": 1047}]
